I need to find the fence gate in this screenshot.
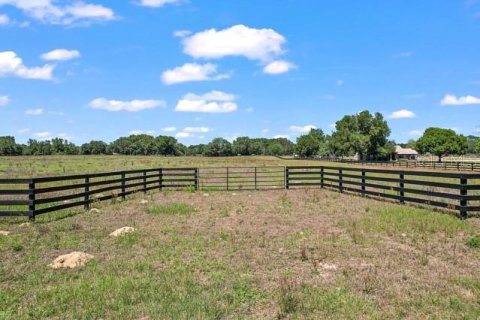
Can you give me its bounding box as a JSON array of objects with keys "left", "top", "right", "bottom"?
[{"left": 199, "top": 166, "right": 285, "bottom": 191}]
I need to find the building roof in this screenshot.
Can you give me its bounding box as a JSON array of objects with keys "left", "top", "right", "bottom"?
[{"left": 395, "top": 145, "right": 418, "bottom": 155}]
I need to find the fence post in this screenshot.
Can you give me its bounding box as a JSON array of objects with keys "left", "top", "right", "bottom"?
[
  {"left": 84, "top": 176, "right": 90, "bottom": 210},
  {"left": 361, "top": 170, "right": 366, "bottom": 196},
  {"left": 226, "top": 167, "right": 229, "bottom": 191},
  {"left": 320, "top": 167, "right": 324, "bottom": 188},
  {"left": 143, "top": 170, "right": 147, "bottom": 194},
  {"left": 285, "top": 167, "right": 290, "bottom": 189},
  {"left": 159, "top": 168, "right": 163, "bottom": 191},
  {"left": 121, "top": 173, "right": 126, "bottom": 200},
  {"left": 28, "top": 179, "right": 35, "bottom": 221},
  {"left": 339, "top": 169, "right": 343, "bottom": 193},
  {"left": 194, "top": 168, "right": 199, "bottom": 191},
  {"left": 460, "top": 175, "right": 468, "bottom": 220},
  {"left": 254, "top": 167, "right": 257, "bottom": 190},
  {"left": 399, "top": 172, "right": 405, "bottom": 204}
]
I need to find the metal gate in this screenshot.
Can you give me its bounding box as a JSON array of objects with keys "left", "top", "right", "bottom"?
[{"left": 199, "top": 166, "right": 285, "bottom": 191}]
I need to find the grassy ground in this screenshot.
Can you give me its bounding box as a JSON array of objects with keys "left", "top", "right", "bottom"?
[
  {"left": 1, "top": 155, "right": 479, "bottom": 179},
  {"left": 1, "top": 189, "right": 480, "bottom": 319}
]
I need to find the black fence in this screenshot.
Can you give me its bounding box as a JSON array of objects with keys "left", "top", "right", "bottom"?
[
  {"left": 286, "top": 166, "right": 480, "bottom": 219},
  {"left": 296, "top": 157, "right": 480, "bottom": 172},
  {"left": 0, "top": 168, "right": 197, "bottom": 221},
  {"left": 1, "top": 166, "right": 479, "bottom": 220}
]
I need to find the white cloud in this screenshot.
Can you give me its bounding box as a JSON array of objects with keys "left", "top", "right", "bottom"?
[
  {"left": 388, "top": 109, "right": 416, "bottom": 119},
  {"left": 329, "top": 123, "right": 336, "bottom": 130},
  {"left": 175, "top": 126, "right": 211, "bottom": 139},
  {"left": 129, "top": 130, "right": 155, "bottom": 135},
  {"left": 183, "top": 126, "right": 210, "bottom": 133},
  {"left": 0, "top": 13, "right": 10, "bottom": 25},
  {"left": 162, "top": 126, "right": 177, "bottom": 132},
  {"left": 246, "top": 107, "right": 254, "bottom": 112},
  {"left": 0, "top": 51, "right": 54, "bottom": 80},
  {"left": 33, "top": 131, "right": 52, "bottom": 140},
  {"left": 138, "top": 0, "right": 182, "bottom": 7},
  {"left": 182, "top": 24, "right": 286, "bottom": 62},
  {"left": 0, "top": 95, "right": 9, "bottom": 106},
  {"left": 25, "top": 108, "right": 44, "bottom": 115},
  {"left": 32, "top": 131, "right": 73, "bottom": 141},
  {"left": 474, "top": 127, "right": 480, "bottom": 133},
  {"left": 161, "top": 62, "right": 229, "bottom": 85},
  {"left": 263, "top": 60, "right": 296, "bottom": 75},
  {"left": 175, "top": 131, "right": 193, "bottom": 138},
  {"left": 337, "top": 80, "right": 344, "bottom": 86},
  {"left": 290, "top": 125, "right": 317, "bottom": 133},
  {"left": 440, "top": 94, "right": 480, "bottom": 106},
  {"left": 18, "top": 128, "right": 29, "bottom": 134},
  {"left": 274, "top": 134, "right": 290, "bottom": 139},
  {"left": 261, "top": 129, "right": 270, "bottom": 134},
  {"left": 89, "top": 98, "right": 165, "bottom": 112},
  {"left": 0, "top": 0, "right": 115, "bottom": 25},
  {"left": 175, "top": 90, "right": 238, "bottom": 113},
  {"left": 173, "top": 29, "right": 191, "bottom": 38},
  {"left": 409, "top": 129, "right": 424, "bottom": 137},
  {"left": 41, "top": 49, "right": 80, "bottom": 61}
]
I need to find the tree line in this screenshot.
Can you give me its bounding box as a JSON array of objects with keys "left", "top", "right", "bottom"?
[{"left": 1, "top": 110, "right": 479, "bottom": 161}]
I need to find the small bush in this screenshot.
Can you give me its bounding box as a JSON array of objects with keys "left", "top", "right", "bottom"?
[
  {"left": 465, "top": 236, "right": 480, "bottom": 248},
  {"left": 146, "top": 202, "right": 196, "bottom": 216}
]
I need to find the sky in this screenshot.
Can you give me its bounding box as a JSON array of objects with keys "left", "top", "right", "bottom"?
[{"left": 0, "top": 0, "right": 480, "bottom": 145}]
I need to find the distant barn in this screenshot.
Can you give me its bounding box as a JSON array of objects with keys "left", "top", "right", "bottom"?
[{"left": 393, "top": 145, "right": 418, "bottom": 161}]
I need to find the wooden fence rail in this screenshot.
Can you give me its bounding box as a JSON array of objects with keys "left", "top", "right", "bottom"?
[{"left": 1, "top": 166, "right": 479, "bottom": 220}]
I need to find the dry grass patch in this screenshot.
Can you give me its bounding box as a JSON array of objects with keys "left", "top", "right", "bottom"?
[{"left": 1, "top": 189, "right": 480, "bottom": 319}]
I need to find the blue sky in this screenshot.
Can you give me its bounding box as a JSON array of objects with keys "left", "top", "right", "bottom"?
[{"left": 1, "top": 0, "right": 480, "bottom": 145}]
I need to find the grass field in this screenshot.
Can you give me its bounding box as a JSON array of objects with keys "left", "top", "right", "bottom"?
[
  {"left": 1, "top": 189, "right": 480, "bottom": 319},
  {"left": 1, "top": 156, "right": 480, "bottom": 319}
]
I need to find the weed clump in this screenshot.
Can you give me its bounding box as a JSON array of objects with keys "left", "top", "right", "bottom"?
[{"left": 146, "top": 202, "right": 196, "bottom": 216}]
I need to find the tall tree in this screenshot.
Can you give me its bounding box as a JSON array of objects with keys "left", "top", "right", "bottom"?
[
  {"left": 330, "top": 111, "right": 391, "bottom": 160},
  {"left": 205, "top": 138, "right": 233, "bottom": 157},
  {"left": 416, "top": 128, "right": 468, "bottom": 162},
  {"left": 295, "top": 129, "right": 326, "bottom": 157}
]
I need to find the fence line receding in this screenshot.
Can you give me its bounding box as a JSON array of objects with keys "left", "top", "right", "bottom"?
[{"left": 1, "top": 166, "right": 479, "bottom": 220}]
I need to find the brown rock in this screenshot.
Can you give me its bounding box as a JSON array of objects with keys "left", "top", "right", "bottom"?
[{"left": 50, "top": 252, "right": 94, "bottom": 269}]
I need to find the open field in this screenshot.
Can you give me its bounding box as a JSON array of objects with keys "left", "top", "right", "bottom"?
[
  {"left": 1, "top": 189, "right": 480, "bottom": 319},
  {"left": 2, "top": 155, "right": 480, "bottom": 179}
]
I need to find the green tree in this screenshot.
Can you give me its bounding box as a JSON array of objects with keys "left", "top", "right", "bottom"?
[
  {"left": 232, "top": 137, "right": 251, "bottom": 155},
  {"left": 0, "top": 136, "right": 21, "bottom": 155},
  {"left": 416, "top": 128, "right": 468, "bottom": 162},
  {"left": 476, "top": 139, "right": 480, "bottom": 154},
  {"left": 330, "top": 111, "right": 391, "bottom": 160},
  {"left": 205, "top": 138, "right": 232, "bottom": 157},
  {"left": 81, "top": 140, "right": 108, "bottom": 155},
  {"left": 295, "top": 129, "right": 326, "bottom": 157}
]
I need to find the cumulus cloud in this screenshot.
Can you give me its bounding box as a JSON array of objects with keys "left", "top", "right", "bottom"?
[
  {"left": 0, "top": 95, "right": 9, "bottom": 106},
  {"left": 32, "top": 131, "right": 73, "bottom": 141},
  {"left": 162, "top": 126, "right": 177, "bottom": 132},
  {"left": 263, "top": 60, "right": 296, "bottom": 75},
  {"left": 0, "top": 51, "right": 54, "bottom": 80},
  {"left": 0, "top": 0, "right": 115, "bottom": 25},
  {"left": 173, "top": 29, "right": 191, "bottom": 38},
  {"left": 273, "top": 134, "right": 290, "bottom": 139},
  {"left": 0, "top": 13, "right": 9, "bottom": 25},
  {"left": 182, "top": 24, "right": 286, "bottom": 62},
  {"left": 175, "top": 90, "right": 238, "bottom": 113},
  {"left": 41, "top": 49, "right": 80, "bottom": 61},
  {"left": 18, "top": 128, "right": 30, "bottom": 134},
  {"left": 175, "top": 126, "right": 211, "bottom": 139},
  {"left": 387, "top": 109, "right": 416, "bottom": 119},
  {"left": 25, "top": 108, "right": 44, "bottom": 115},
  {"left": 129, "top": 130, "right": 155, "bottom": 135},
  {"left": 161, "top": 63, "right": 229, "bottom": 85},
  {"left": 89, "top": 98, "right": 166, "bottom": 112},
  {"left": 440, "top": 94, "right": 480, "bottom": 106},
  {"left": 138, "top": 0, "right": 182, "bottom": 7},
  {"left": 290, "top": 125, "right": 317, "bottom": 133}
]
